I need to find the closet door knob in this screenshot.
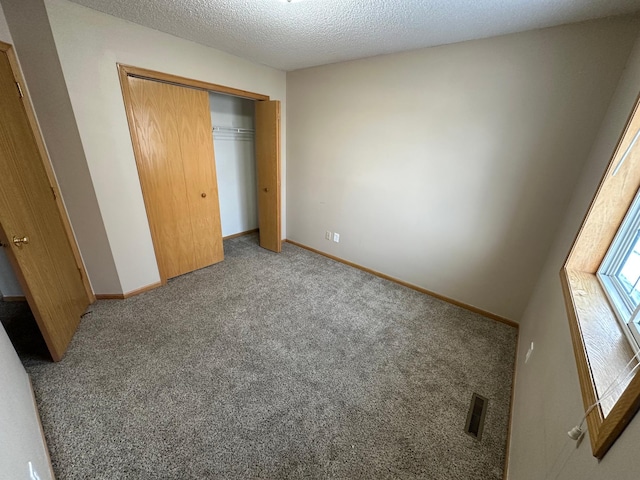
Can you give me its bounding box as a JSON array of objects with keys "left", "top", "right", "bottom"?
[
  {"left": 263, "top": 187, "right": 269, "bottom": 193},
  {"left": 201, "top": 193, "right": 207, "bottom": 198}
]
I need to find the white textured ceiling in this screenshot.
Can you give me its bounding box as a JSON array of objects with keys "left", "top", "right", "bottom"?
[{"left": 67, "top": 0, "right": 640, "bottom": 71}]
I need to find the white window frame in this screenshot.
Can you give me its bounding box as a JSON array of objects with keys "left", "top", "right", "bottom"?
[{"left": 598, "top": 188, "right": 640, "bottom": 351}]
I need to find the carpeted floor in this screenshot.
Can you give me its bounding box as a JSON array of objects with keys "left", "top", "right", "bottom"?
[{"left": 2, "top": 234, "right": 517, "bottom": 479}]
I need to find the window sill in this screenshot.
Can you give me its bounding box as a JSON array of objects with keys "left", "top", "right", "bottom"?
[{"left": 561, "top": 267, "right": 640, "bottom": 458}]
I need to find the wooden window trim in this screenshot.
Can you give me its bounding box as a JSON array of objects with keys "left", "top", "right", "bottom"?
[{"left": 561, "top": 92, "right": 640, "bottom": 459}]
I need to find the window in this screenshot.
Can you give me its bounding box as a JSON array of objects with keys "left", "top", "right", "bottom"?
[
  {"left": 561, "top": 94, "right": 640, "bottom": 459},
  {"left": 598, "top": 187, "right": 640, "bottom": 351}
]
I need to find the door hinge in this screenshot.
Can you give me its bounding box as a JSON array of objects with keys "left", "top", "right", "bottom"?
[
  {"left": 78, "top": 267, "right": 83, "bottom": 280},
  {"left": 16, "top": 82, "right": 23, "bottom": 99},
  {"left": 51, "top": 186, "right": 57, "bottom": 200}
]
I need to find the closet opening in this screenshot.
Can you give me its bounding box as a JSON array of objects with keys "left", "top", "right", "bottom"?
[
  {"left": 118, "top": 64, "right": 282, "bottom": 285},
  {"left": 209, "top": 93, "right": 258, "bottom": 240}
]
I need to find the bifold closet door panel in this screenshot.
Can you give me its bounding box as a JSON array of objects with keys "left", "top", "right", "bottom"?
[
  {"left": 126, "top": 76, "right": 193, "bottom": 279},
  {"left": 255, "top": 100, "right": 282, "bottom": 253},
  {"left": 175, "top": 87, "right": 223, "bottom": 269},
  {"left": 126, "top": 76, "right": 223, "bottom": 280}
]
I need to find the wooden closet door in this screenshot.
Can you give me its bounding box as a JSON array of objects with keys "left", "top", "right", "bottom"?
[
  {"left": 175, "top": 86, "right": 223, "bottom": 270},
  {"left": 256, "top": 100, "right": 282, "bottom": 252},
  {"left": 125, "top": 76, "right": 223, "bottom": 280}
]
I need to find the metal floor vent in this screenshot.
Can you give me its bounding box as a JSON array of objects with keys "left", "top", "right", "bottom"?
[{"left": 464, "top": 393, "right": 488, "bottom": 440}]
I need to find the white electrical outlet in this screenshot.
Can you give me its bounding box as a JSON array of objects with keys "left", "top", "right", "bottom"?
[
  {"left": 325, "top": 231, "right": 332, "bottom": 240},
  {"left": 525, "top": 342, "right": 534, "bottom": 363},
  {"left": 333, "top": 233, "right": 340, "bottom": 243}
]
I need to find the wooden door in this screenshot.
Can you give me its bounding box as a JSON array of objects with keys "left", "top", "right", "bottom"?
[
  {"left": 0, "top": 44, "right": 91, "bottom": 361},
  {"left": 175, "top": 86, "right": 224, "bottom": 271},
  {"left": 255, "top": 100, "right": 282, "bottom": 252},
  {"left": 124, "top": 76, "right": 223, "bottom": 280}
]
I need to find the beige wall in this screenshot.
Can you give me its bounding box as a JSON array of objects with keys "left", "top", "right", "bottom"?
[
  {"left": 286, "top": 18, "right": 639, "bottom": 320},
  {"left": 0, "top": 323, "right": 53, "bottom": 480},
  {"left": 0, "top": 0, "right": 9, "bottom": 40},
  {"left": 1, "top": 0, "right": 119, "bottom": 294},
  {"left": 44, "top": 0, "right": 287, "bottom": 293},
  {"left": 508, "top": 32, "right": 640, "bottom": 480}
]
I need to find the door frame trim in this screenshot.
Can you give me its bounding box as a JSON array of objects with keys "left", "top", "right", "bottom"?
[
  {"left": 117, "top": 63, "right": 280, "bottom": 283},
  {"left": 118, "top": 64, "right": 270, "bottom": 101},
  {"left": 0, "top": 41, "right": 95, "bottom": 303}
]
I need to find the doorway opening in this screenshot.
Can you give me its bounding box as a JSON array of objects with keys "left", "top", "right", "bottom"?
[
  {"left": 0, "top": 42, "right": 93, "bottom": 362},
  {"left": 0, "top": 244, "right": 48, "bottom": 359},
  {"left": 0, "top": 246, "right": 23, "bottom": 301}
]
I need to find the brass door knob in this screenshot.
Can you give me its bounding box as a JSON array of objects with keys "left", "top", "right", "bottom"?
[
  {"left": 201, "top": 193, "right": 207, "bottom": 198},
  {"left": 13, "top": 236, "right": 29, "bottom": 247}
]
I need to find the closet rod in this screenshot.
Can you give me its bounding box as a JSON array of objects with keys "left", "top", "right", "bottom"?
[{"left": 212, "top": 126, "right": 255, "bottom": 134}]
